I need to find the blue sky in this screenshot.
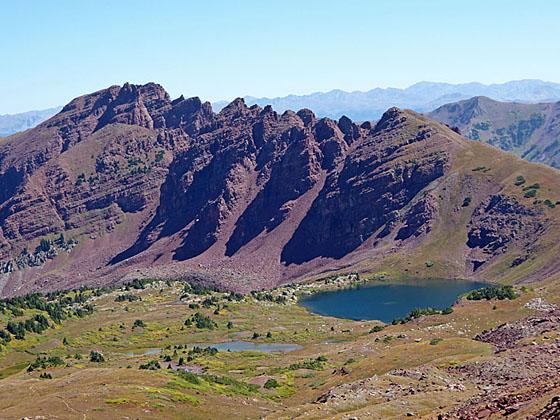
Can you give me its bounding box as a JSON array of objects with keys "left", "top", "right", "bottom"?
[{"left": 1, "top": 0, "right": 559, "bottom": 113}]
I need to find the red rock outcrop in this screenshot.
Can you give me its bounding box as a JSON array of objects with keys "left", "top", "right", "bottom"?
[{"left": 0, "top": 83, "right": 558, "bottom": 295}]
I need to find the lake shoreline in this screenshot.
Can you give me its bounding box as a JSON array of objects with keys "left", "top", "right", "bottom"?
[{"left": 298, "top": 278, "right": 489, "bottom": 323}]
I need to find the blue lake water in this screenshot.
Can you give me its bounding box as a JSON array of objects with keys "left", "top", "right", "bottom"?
[{"left": 299, "top": 279, "right": 487, "bottom": 323}]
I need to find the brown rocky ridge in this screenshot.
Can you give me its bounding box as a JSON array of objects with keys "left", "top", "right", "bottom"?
[{"left": 0, "top": 83, "right": 560, "bottom": 296}]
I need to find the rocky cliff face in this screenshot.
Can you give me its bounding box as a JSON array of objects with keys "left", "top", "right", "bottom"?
[
  {"left": 0, "top": 83, "right": 559, "bottom": 296},
  {"left": 281, "top": 109, "right": 450, "bottom": 264},
  {"left": 466, "top": 195, "right": 546, "bottom": 271}
]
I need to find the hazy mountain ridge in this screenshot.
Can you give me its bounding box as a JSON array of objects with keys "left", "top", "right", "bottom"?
[
  {"left": 211, "top": 80, "right": 560, "bottom": 121},
  {"left": 428, "top": 96, "right": 560, "bottom": 169},
  {"left": 0, "top": 107, "right": 62, "bottom": 137},
  {"left": 6, "top": 80, "right": 560, "bottom": 138}
]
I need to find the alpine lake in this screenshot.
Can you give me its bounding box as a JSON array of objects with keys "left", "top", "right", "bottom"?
[{"left": 299, "top": 278, "right": 488, "bottom": 323}]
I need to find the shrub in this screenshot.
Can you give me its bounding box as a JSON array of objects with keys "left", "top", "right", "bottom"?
[
  {"left": 126, "top": 278, "right": 150, "bottom": 290},
  {"left": 264, "top": 378, "right": 280, "bottom": 389},
  {"left": 206, "top": 373, "right": 259, "bottom": 394},
  {"left": 191, "top": 312, "right": 217, "bottom": 330},
  {"left": 523, "top": 183, "right": 541, "bottom": 191},
  {"left": 28, "top": 355, "right": 65, "bottom": 371},
  {"left": 227, "top": 292, "right": 243, "bottom": 302},
  {"left": 139, "top": 360, "right": 160, "bottom": 370},
  {"left": 187, "top": 346, "right": 218, "bottom": 360},
  {"left": 9, "top": 306, "right": 24, "bottom": 317},
  {"left": 524, "top": 189, "right": 537, "bottom": 198},
  {"left": 393, "top": 306, "right": 453, "bottom": 324},
  {"left": 90, "top": 351, "right": 105, "bottom": 363},
  {"left": 369, "top": 325, "right": 385, "bottom": 334},
  {"left": 462, "top": 197, "right": 472, "bottom": 207},
  {"left": 36, "top": 239, "right": 52, "bottom": 253},
  {"left": 133, "top": 319, "right": 146, "bottom": 328},
  {"left": 382, "top": 335, "right": 394, "bottom": 343},
  {"left": 7, "top": 321, "right": 25, "bottom": 340},
  {"left": 465, "top": 286, "right": 518, "bottom": 301},
  {"left": 0, "top": 329, "right": 11, "bottom": 343},
  {"left": 441, "top": 307, "right": 454, "bottom": 315},
  {"left": 514, "top": 175, "right": 526, "bottom": 186},
  {"left": 75, "top": 173, "right": 86, "bottom": 186},
  {"left": 289, "top": 357, "right": 327, "bottom": 371},
  {"left": 176, "top": 370, "right": 201, "bottom": 385},
  {"left": 115, "top": 294, "right": 140, "bottom": 303}
]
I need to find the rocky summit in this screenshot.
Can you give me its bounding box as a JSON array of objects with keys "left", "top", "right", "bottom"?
[{"left": 1, "top": 83, "right": 560, "bottom": 296}]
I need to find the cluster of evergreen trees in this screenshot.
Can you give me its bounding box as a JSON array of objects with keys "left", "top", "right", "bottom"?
[
  {"left": 0, "top": 290, "right": 95, "bottom": 345},
  {"left": 465, "top": 285, "right": 518, "bottom": 301},
  {"left": 184, "top": 312, "right": 217, "bottom": 330},
  {"left": 250, "top": 291, "right": 288, "bottom": 304},
  {"left": 27, "top": 355, "right": 65, "bottom": 371},
  {"left": 391, "top": 306, "right": 454, "bottom": 325},
  {"left": 6, "top": 314, "right": 50, "bottom": 339}
]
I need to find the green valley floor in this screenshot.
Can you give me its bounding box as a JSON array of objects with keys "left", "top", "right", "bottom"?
[{"left": 0, "top": 275, "right": 558, "bottom": 419}]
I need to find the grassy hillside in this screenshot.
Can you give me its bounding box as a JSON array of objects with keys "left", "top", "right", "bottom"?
[
  {"left": 0, "top": 276, "right": 557, "bottom": 418},
  {"left": 429, "top": 96, "right": 560, "bottom": 168},
  {"left": 297, "top": 116, "right": 560, "bottom": 291}
]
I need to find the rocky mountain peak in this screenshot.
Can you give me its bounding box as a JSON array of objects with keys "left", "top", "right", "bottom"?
[
  {"left": 337, "top": 115, "right": 360, "bottom": 144},
  {"left": 313, "top": 118, "right": 343, "bottom": 142},
  {"left": 296, "top": 109, "right": 316, "bottom": 127},
  {"left": 96, "top": 82, "right": 171, "bottom": 130},
  {"left": 218, "top": 97, "right": 252, "bottom": 119},
  {"left": 164, "top": 96, "right": 214, "bottom": 134},
  {"left": 374, "top": 106, "right": 408, "bottom": 131}
]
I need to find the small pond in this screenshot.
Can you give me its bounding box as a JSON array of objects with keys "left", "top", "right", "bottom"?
[
  {"left": 127, "top": 348, "right": 161, "bottom": 357},
  {"left": 196, "top": 340, "right": 302, "bottom": 353},
  {"left": 299, "top": 279, "right": 487, "bottom": 323},
  {"left": 127, "top": 341, "right": 302, "bottom": 357}
]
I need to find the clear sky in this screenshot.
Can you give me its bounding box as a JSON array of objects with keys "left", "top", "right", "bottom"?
[{"left": 1, "top": 0, "right": 559, "bottom": 114}]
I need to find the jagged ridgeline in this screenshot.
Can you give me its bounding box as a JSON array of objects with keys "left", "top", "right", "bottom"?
[{"left": 0, "top": 83, "right": 559, "bottom": 296}]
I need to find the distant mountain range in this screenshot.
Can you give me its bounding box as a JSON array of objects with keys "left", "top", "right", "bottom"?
[
  {"left": 429, "top": 96, "right": 560, "bottom": 169},
  {"left": 0, "top": 107, "right": 62, "bottom": 137},
  {"left": 4, "top": 80, "right": 560, "bottom": 138},
  {"left": 213, "top": 79, "right": 560, "bottom": 121}
]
